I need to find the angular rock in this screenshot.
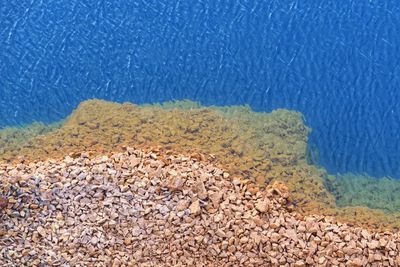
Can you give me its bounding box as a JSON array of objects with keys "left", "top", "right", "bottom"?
[
  {"left": 193, "top": 181, "right": 208, "bottom": 200},
  {"left": 167, "top": 176, "right": 185, "bottom": 192},
  {"left": 189, "top": 199, "right": 201, "bottom": 216}
]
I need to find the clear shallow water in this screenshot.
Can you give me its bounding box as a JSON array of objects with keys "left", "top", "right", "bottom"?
[{"left": 1, "top": 0, "right": 400, "bottom": 179}]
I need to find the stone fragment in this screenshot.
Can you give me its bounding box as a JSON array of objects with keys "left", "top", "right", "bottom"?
[
  {"left": 66, "top": 217, "right": 75, "bottom": 226},
  {"left": 37, "top": 226, "right": 46, "bottom": 237},
  {"left": 367, "top": 240, "right": 379, "bottom": 250},
  {"left": 0, "top": 197, "right": 8, "bottom": 210},
  {"left": 294, "top": 260, "right": 305, "bottom": 267},
  {"left": 167, "top": 176, "right": 185, "bottom": 192},
  {"left": 216, "top": 229, "right": 226, "bottom": 238},
  {"left": 176, "top": 200, "right": 189, "bottom": 211},
  {"left": 124, "top": 238, "right": 132, "bottom": 246},
  {"left": 255, "top": 199, "right": 269, "bottom": 213},
  {"left": 361, "top": 229, "right": 371, "bottom": 239},
  {"left": 193, "top": 181, "right": 208, "bottom": 200},
  {"left": 129, "top": 156, "right": 141, "bottom": 167},
  {"left": 214, "top": 213, "right": 224, "bottom": 223},
  {"left": 284, "top": 229, "right": 298, "bottom": 242},
  {"left": 209, "top": 192, "right": 222, "bottom": 208},
  {"left": 189, "top": 199, "right": 201, "bottom": 215}
]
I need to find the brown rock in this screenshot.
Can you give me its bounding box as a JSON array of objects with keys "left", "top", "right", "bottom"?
[
  {"left": 37, "top": 226, "right": 46, "bottom": 237},
  {"left": 373, "top": 253, "right": 382, "bottom": 261},
  {"left": 379, "top": 238, "right": 387, "bottom": 247},
  {"left": 255, "top": 199, "right": 269, "bottom": 213},
  {"left": 216, "top": 229, "right": 226, "bottom": 238},
  {"left": 90, "top": 236, "right": 99, "bottom": 246},
  {"left": 271, "top": 233, "right": 280, "bottom": 243},
  {"left": 129, "top": 156, "right": 141, "bottom": 167},
  {"left": 3, "top": 147, "right": 400, "bottom": 266},
  {"left": 0, "top": 197, "right": 8, "bottom": 210},
  {"left": 367, "top": 240, "right": 379, "bottom": 250},
  {"left": 348, "top": 258, "right": 363, "bottom": 267},
  {"left": 209, "top": 192, "right": 222, "bottom": 208},
  {"left": 305, "top": 257, "right": 314, "bottom": 265},
  {"left": 266, "top": 181, "right": 288, "bottom": 197},
  {"left": 193, "top": 181, "right": 208, "bottom": 200},
  {"left": 176, "top": 200, "right": 189, "bottom": 211},
  {"left": 168, "top": 176, "right": 185, "bottom": 192},
  {"left": 189, "top": 199, "right": 201, "bottom": 215},
  {"left": 284, "top": 229, "right": 298, "bottom": 242},
  {"left": 124, "top": 238, "right": 132, "bottom": 246},
  {"left": 214, "top": 213, "right": 224, "bottom": 223},
  {"left": 361, "top": 229, "right": 371, "bottom": 239}
]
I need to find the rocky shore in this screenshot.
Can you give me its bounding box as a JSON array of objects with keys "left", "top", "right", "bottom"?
[
  {"left": 1, "top": 148, "right": 400, "bottom": 266},
  {"left": 2, "top": 99, "right": 400, "bottom": 230}
]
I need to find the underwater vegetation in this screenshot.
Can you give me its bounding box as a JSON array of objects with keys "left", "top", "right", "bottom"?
[{"left": 1, "top": 99, "right": 400, "bottom": 230}]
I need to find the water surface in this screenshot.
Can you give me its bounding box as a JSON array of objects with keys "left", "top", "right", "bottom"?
[{"left": 1, "top": 0, "right": 400, "bottom": 179}]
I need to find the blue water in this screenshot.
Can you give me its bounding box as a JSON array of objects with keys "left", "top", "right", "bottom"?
[{"left": 1, "top": 0, "right": 400, "bottom": 179}]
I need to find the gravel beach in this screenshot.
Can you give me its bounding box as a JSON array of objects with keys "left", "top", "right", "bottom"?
[{"left": 1, "top": 148, "right": 400, "bottom": 266}]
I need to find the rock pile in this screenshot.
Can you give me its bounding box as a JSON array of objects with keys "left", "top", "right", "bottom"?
[
  {"left": 1, "top": 148, "right": 400, "bottom": 266},
  {"left": 3, "top": 99, "right": 400, "bottom": 231}
]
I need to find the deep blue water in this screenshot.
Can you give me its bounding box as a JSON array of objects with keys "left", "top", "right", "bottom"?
[{"left": 1, "top": 0, "right": 400, "bottom": 179}]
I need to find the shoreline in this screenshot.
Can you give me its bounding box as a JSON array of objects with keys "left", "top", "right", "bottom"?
[{"left": 0, "top": 99, "right": 400, "bottom": 231}]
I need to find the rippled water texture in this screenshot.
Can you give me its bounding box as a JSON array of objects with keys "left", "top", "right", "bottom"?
[{"left": 1, "top": 1, "right": 400, "bottom": 179}]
